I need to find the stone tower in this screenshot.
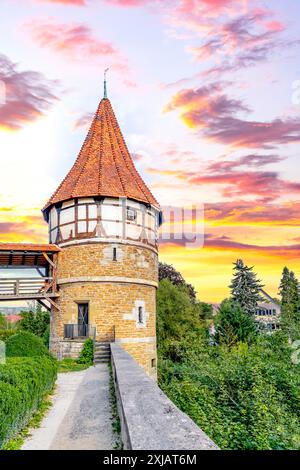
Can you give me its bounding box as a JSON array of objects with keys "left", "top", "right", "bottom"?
[{"left": 42, "top": 90, "right": 161, "bottom": 379}]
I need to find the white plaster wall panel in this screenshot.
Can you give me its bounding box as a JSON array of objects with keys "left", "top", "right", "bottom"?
[
  {"left": 102, "top": 220, "right": 122, "bottom": 237},
  {"left": 136, "top": 211, "right": 143, "bottom": 226},
  {"left": 62, "top": 199, "right": 74, "bottom": 208},
  {"left": 88, "top": 204, "right": 97, "bottom": 219},
  {"left": 50, "top": 207, "right": 58, "bottom": 228},
  {"left": 77, "top": 221, "right": 87, "bottom": 233},
  {"left": 88, "top": 221, "right": 97, "bottom": 232},
  {"left": 126, "top": 224, "right": 142, "bottom": 240},
  {"left": 103, "top": 197, "right": 118, "bottom": 205},
  {"left": 102, "top": 204, "right": 122, "bottom": 221},
  {"left": 79, "top": 198, "right": 95, "bottom": 204},
  {"left": 60, "top": 223, "right": 75, "bottom": 239},
  {"left": 78, "top": 205, "right": 86, "bottom": 220},
  {"left": 50, "top": 228, "right": 58, "bottom": 243},
  {"left": 60, "top": 207, "right": 75, "bottom": 224}
]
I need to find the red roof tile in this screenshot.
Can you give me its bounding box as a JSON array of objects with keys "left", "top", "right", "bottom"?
[
  {"left": 0, "top": 243, "right": 60, "bottom": 252},
  {"left": 43, "top": 98, "right": 159, "bottom": 213}
]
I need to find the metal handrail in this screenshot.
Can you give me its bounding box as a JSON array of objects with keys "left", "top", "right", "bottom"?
[{"left": 64, "top": 324, "right": 96, "bottom": 340}]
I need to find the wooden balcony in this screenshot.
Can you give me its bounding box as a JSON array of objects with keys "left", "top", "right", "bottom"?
[
  {"left": 0, "top": 243, "right": 61, "bottom": 311},
  {"left": 0, "top": 277, "right": 59, "bottom": 301}
]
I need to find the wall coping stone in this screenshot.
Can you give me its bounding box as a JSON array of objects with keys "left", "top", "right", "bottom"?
[
  {"left": 111, "top": 343, "right": 219, "bottom": 450},
  {"left": 57, "top": 276, "right": 158, "bottom": 288}
]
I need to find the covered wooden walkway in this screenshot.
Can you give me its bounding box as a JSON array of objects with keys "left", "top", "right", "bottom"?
[{"left": 0, "top": 243, "right": 61, "bottom": 311}]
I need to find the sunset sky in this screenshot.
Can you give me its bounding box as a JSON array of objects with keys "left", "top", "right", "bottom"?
[{"left": 1, "top": 0, "right": 300, "bottom": 302}]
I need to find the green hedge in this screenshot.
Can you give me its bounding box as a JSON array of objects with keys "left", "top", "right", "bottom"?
[
  {"left": 0, "top": 331, "right": 57, "bottom": 448},
  {"left": 0, "top": 357, "right": 57, "bottom": 448},
  {"left": 6, "top": 331, "right": 52, "bottom": 358},
  {"left": 0, "top": 330, "right": 16, "bottom": 342}
]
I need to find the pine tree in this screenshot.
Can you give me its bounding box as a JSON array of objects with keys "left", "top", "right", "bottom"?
[
  {"left": 229, "top": 259, "right": 264, "bottom": 316},
  {"left": 279, "top": 267, "right": 300, "bottom": 341}
]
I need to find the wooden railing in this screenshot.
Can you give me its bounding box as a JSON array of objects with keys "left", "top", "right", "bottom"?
[{"left": 0, "top": 277, "right": 57, "bottom": 299}]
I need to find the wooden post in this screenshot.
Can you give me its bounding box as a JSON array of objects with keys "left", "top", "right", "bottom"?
[{"left": 15, "top": 279, "right": 20, "bottom": 296}]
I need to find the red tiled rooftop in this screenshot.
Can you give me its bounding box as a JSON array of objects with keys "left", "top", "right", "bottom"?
[
  {"left": 43, "top": 98, "right": 159, "bottom": 213},
  {"left": 0, "top": 243, "right": 60, "bottom": 252}
]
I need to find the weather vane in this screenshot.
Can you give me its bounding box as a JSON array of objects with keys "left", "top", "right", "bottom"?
[{"left": 104, "top": 67, "right": 109, "bottom": 99}]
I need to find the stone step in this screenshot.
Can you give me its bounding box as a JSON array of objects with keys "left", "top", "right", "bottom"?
[
  {"left": 94, "top": 353, "right": 111, "bottom": 360},
  {"left": 95, "top": 345, "right": 110, "bottom": 350},
  {"left": 94, "top": 358, "right": 110, "bottom": 364}
]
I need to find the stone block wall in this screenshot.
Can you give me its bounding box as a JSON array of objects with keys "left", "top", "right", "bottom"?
[{"left": 50, "top": 242, "right": 158, "bottom": 379}]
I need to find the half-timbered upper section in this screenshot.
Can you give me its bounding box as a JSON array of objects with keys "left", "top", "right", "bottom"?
[{"left": 42, "top": 97, "right": 161, "bottom": 249}]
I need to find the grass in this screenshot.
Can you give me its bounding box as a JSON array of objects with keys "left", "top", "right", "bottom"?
[
  {"left": 57, "top": 358, "right": 91, "bottom": 373},
  {"left": 2, "top": 389, "right": 55, "bottom": 450},
  {"left": 108, "top": 363, "right": 123, "bottom": 450}
]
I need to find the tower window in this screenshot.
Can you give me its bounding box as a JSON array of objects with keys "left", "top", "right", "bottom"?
[
  {"left": 127, "top": 207, "right": 137, "bottom": 221},
  {"left": 113, "top": 247, "right": 117, "bottom": 261},
  {"left": 138, "top": 306, "right": 143, "bottom": 324},
  {"left": 151, "top": 358, "right": 156, "bottom": 368}
]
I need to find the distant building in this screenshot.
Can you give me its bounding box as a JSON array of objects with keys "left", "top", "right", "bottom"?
[
  {"left": 255, "top": 289, "right": 281, "bottom": 332},
  {"left": 0, "top": 306, "right": 30, "bottom": 315},
  {"left": 211, "top": 304, "right": 220, "bottom": 317}
]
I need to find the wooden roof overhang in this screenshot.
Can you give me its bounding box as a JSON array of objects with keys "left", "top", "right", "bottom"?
[{"left": 0, "top": 243, "right": 61, "bottom": 268}]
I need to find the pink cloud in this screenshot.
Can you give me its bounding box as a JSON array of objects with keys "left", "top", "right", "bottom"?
[
  {"left": 23, "top": 19, "right": 131, "bottom": 75},
  {"left": 25, "top": 20, "right": 117, "bottom": 57},
  {"left": 39, "top": 0, "right": 87, "bottom": 4},
  {"left": 265, "top": 20, "right": 285, "bottom": 32},
  {"left": 0, "top": 54, "right": 58, "bottom": 131},
  {"left": 165, "top": 85, "right": 300, "bottom": 149}
]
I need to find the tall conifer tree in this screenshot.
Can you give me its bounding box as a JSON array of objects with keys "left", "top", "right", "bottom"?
[
  {"left": 279, "top": 267, "right": 300, "bottom": 341},
  {"left": 229, "top": 259, "right": 264, "bottom": 316}
]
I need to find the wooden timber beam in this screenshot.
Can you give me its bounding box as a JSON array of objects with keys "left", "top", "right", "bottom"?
[
  {"left": 46, "top": 296, "right": 61, "bottom": 312},
  {"left": 37, "top": 299, "right": 51, "bottom": 312},
  {"left": 42, "top": 252, "right": 55, "bottom": 268}
]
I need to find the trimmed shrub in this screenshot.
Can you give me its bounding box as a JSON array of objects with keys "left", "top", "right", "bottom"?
[
  {"left": 6, "top": 331, "right": 52, "bottom": 359},
  {"left": 77, "top": 339, "right": 94, "bottom": 365},
  {"left": 0, "top": 330, "right": 16, "bottom": 342},
  {"left": 0, "top": 357, "right": 57, "bottom": 448}
]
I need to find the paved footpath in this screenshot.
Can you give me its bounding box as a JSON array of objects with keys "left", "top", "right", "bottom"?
[{"left": 22, "top": 364, "right": 116, "bottom": 450}]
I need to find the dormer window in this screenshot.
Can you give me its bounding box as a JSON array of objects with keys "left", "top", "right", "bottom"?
[{"left": 127, "top": 207, "right": 137, "bottom": 221}]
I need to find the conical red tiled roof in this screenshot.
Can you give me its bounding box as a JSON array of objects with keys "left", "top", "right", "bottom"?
[{"left": 43, "top": 98, "right": 159, "bottom": 214}]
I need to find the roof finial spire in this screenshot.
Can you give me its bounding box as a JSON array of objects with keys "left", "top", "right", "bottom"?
[{"left": 104, "top": 67, "right": 109, "bottom": 99}]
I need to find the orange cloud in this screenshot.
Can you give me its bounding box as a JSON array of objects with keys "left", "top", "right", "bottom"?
[{"left": 165, "top": 84, "right": 300, "bottom": 149}]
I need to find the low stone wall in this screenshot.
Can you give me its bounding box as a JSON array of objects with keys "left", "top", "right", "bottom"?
[
  {"left": 110, "top": 343, "right": 219, "bottom": 450},
  {"left": 59, "top": 339, "right": 85, "bottom": 359}
]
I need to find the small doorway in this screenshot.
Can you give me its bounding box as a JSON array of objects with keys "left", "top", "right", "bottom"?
[{"left": 77, "top": 303, "right": 89, "bottom": 337}]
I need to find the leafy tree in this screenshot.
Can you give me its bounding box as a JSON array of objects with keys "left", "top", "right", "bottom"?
[
  {"left": 17, "top": 303, "right": 50, "bottom": 338},
  {"left": 214, "top": 299, "right": 258, "bottom": 347},
  {"left": 157, "top": 279, "right": 204, "bottom": 361},
  {"left": 279, "top": 267, "right": 300, "bottom": 341},
  {"left": 199, "top": 302, "right": 213, "bottom": 320},
  {"left": 159, "top": 262, "right": 197, "bottom": 301},
  {"left": 229, "top": 259, "right": 264, "bottom": 316},
  {"left": 157, "top": 261, "right": 300, "bottom": 450}
]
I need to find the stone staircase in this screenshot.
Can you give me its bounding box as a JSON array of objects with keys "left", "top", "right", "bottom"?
[{"left": 94, "top": 342, "right": 111, "bottom": 364}]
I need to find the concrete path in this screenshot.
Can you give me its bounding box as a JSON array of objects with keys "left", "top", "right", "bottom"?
[{"left": 22, "top": 364, "right": 116, "bottom": 450}]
